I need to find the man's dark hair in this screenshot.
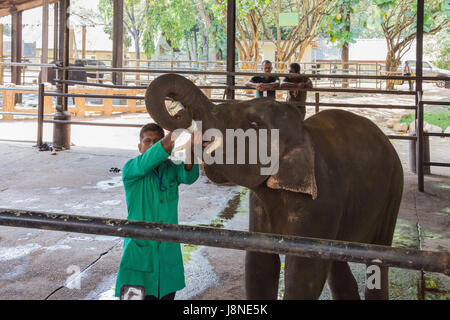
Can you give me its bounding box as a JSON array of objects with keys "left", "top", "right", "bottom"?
[
  {"left": 261, "top": 60, "right": 272, "bottom": 67},
  {"left": 140, "top": 123, "right": 165, "bottom": 140},
  {"left": 289, "top": 62, "right": 301, "bottom": 73}
]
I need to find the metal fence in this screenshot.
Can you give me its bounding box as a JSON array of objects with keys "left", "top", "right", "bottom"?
[
  {"left": 0, "top": 209, "right": 448, "bottom": 276},
  {"left": 0, "top": 63, "right": 449, "bottom": 284}
]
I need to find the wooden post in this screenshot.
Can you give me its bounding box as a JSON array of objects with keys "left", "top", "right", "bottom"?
[
  {"left": 53, "top": 0, "right": 71, "bottom": 151},
  {"left": 128, "top": 90, "right": 137, "bottom": 113},
  {"left": 104, "top": 89, "right": 113, "bottom": 116},
  {"left": 11, "top": 10, "right": 22, "bottom": 86},
  {"left": 41, "top": 0, "right": 49, "bottom": 82},
  {"left": 416, "top": 0, "right": 424, "bottom": 192},
  {"left": 2, "top": 89, "right": 15, "bottom": 120},
  {"left": 37, "top": 83, "right": 45, "bottom": 147},
  {"left": 69, "top": 27, "right": 74, "bottom": 64},
  {"left": 82, "top": 25, "right": 86, "bottom": 59},
  {"left": 53, "top": 2, "right": 59, "bottom": 61},
  {"left": 0, "top": 24, "right": 4, "bottom": 85},
  {"left": 315, "top": 92, "right": 320, "bottom": 114},
  {"left": 112, "top": 0, "right": 124, "bottom": 85},
  {"left": 74, "top": 89, "right": 86, "bottom": 117},
  {"left": 226, "top": 0, "right": 236, "bottom": 100},
  {"left": 11, "top": 10, "right": 22, "bottom": 105}
]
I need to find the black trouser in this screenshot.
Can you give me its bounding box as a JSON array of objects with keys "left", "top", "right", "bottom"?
[
  {"left": 144, "top": 292, "right": 176, "bottom": 300},
  {"left": 405, "top": 73, "right": 413, "bottom": 91}
]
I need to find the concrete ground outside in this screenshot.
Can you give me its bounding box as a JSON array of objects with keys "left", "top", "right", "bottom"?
[{"left": 0, "top": 85, "right": 448, "bottom": 300}]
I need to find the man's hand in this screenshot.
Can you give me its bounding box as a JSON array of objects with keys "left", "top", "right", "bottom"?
[
  {"left": 161, "top": 131, "right": 180, "bottom": 154},
  {"left": 256, "top": 83, "right": 265, "bottom": 91}
]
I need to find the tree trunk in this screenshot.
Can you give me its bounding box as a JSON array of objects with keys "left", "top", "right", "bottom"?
[
  {"left": 385, "top": 49, "right": 401, "bottom": 90},
  {"left": 341, "top": 8, "right": 350, "bottom": 88},
  {"left": 193, "top": 30, "right": 198, "bottom": 61}
]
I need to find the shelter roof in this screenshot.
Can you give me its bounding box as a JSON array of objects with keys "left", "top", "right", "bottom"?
[{"left": 0, "top": 0, "right": 58, "bottom": 18}]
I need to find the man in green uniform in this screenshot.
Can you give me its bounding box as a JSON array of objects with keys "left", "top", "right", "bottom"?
[
  {"left": 115, "top": 123, "right": 199, "bottom": 300},
  {"left": 245, "top": 60, "right": 280, "bottom": 99}
]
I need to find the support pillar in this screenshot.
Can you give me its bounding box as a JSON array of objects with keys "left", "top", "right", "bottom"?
[
  {"left": 41, "top": 0, "right": 49, "bottom": 82},
  {"left": 53, "top": 2, "right": 59, "bottom": 61},
  {"left": 226, "top": 0, "right": 236, "bottom": 100},
  {"left": 53, "top": 0, "right": 71, "bottom": 151},
  {"left": 11, "top": 10, "right": 22, "bottom": 104},
  {"left": 82, "top": 25, "right": 86, "bottom": 59},
  {"left": 0, "top": 24, "right": 4, "bottom": 85},
  {"left": 112, "top": 0, "right": 124, "bottom": 85},
  {"left": 11, "top": 10, "right": 22, "bottom": 85},
  {"left": 415, "top": 0, "right": 424, "bottom": 192}
]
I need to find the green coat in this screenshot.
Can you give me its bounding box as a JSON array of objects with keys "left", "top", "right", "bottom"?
[{"left": 115, "top": 140, "right": 199, "bottom": 298}]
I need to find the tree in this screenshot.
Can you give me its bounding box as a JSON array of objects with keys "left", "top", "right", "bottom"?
[
  {"left": 263, "top": 0, "right": 332, "bottom": 70},
  {"left": 326, "top": 0, "right": 359, "bottom": 87},
  {"left": 372, "top": 0, "right": 449, "bottom": 89},
  {"left": 424, "top": 29, "right": 450, "bottom": 70},
  {"left": 98, "top": 0, "right": 151, "bottom": 60},
  {"left": 212, "top": 0, "right": 270, "bottom": 70}
]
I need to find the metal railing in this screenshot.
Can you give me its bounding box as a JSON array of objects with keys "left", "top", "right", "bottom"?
[
  {"left": 2, "top": 64, "right": 448, "bottom": 193},
  {"left": 0, "top": 209, "right": 448, "bottom": 276}
]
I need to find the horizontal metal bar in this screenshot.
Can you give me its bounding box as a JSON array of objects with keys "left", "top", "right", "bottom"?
[
  {"left": 422, "top": 100, "right": 450, "bottom": 106},
  {"left": 56, "top": 79, "right": 228, "bottom": 90},
  {"left": 42, "top": 93, "right": 414, "bottom": 110},
  {"left": 0, "top": 112, "right": 55, "bottom": 116},
  {"left": 423, "top": 132, "right": 450, "bottom": 138},
  {"left": 60, "top": 66, "right": 450, "bottom": 81},
  {"left": 0, "top": 209, "right": 448, "bottom": 275},
  {"left": 53, "top": 80, "right": 416, "bottom": 96},
  {"left": 303, "top": 102, "right": 416, "bottom": 110},
  {"left": 42, "top": 120, "right": 143, "bottom": 128},
  {"left": 387, "top": 135, "right": 417, "bottom": 140},
  {"left": 232, "top": 86, "right": 417, "bottom": 95},
  {"left": 0, "top": 87, "right": 38, "bottom": 92},
  {"left": 45, "top": 92, "right": 144, "bottom": 100},
  {"left": 0, "top": 62, "right": 56, "bottom": 67},
  {"left": 424, "top": 162, "right": 450, "bottom": 167}
]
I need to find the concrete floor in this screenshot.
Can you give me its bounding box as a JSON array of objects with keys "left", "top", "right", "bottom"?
[{"left": 0, "top": 94, "right": 448, "bottom": 299}]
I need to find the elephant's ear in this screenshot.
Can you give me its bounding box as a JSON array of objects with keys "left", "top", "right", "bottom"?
[{"left": 266, "top": 131, "right": 317, "bottom": 200}]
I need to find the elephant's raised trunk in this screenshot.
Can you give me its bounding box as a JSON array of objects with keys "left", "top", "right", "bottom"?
[{"left": 145, "top": 74, "right": 217, "bottom": 132}]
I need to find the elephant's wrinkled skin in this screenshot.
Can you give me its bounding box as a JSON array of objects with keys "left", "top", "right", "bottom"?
[{"left": 145, "top": 74, "right": 404, "bottom": 300}]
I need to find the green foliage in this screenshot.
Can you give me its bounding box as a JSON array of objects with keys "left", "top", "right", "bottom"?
[
  {"left": 401, "top": 113, "right": 450, "bottom": 131},
  {"left": 373, "top": 0, "right": 448, "bottom": 36},
  {"left": 2, "top": 24, "right": 11, "bottom": 36},
  {"left": 425, "top": 29, "right": 450, "bottom": 70},
  {"left": 326, "top": 0, "right": 360, "bottom": 48}
]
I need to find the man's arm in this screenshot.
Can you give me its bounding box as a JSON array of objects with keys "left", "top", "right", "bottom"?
[
  {"left": 160, "top": 131, "right": 179, "bottom": 154},
  {"left": 260, "top": 79, "right": 280, "bottom": 90},
  {"left": 123, "top": 141, "right": 170, "bottom": 182},
  {"left": 281, "top": 78, "right": 312, "bottom": 89},
  {"left": 245, "top": 77, "right": 259, "bottom": 89}
]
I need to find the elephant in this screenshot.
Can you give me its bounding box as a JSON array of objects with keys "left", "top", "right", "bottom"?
[
  {"left": 38, "top": 60, "right": 88, "bottom": 85},
  {"left": 145, "top": 74, "right": 404, "bottom": 300}
]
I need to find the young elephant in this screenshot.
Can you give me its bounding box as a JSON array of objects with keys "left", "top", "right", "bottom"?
[{"left": 145, "top": 74, "right": 404, "bottom": 300}]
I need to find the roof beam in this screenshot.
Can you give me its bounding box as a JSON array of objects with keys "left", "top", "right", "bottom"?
[{"left": 0, "top": 0, "right": 58, "bottom": 18}]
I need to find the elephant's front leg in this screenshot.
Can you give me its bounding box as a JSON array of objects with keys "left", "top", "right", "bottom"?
[
  {"left": 245, "top": 191, "right": 280, "bottom": 299},
  {"left": 245, "top": 252, "right": 280, "bottom": 299},
  {"left": 284, "top": 256, "right": 331, "bottom": 300}
]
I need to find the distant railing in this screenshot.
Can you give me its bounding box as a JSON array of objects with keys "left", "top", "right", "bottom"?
[{"left": 0, "top": 58, "right": 416, "bottom": 90}]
